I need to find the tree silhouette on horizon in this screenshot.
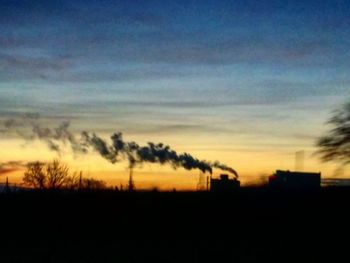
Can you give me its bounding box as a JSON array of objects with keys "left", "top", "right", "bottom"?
[
  {"left": 23, "top": 159, "right": 106, "bottom": 190},
  {"left": 316, "top": 101, "right": 350, "bottom": 167}
]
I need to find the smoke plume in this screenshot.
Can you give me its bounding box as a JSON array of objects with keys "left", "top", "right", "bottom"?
[
  {"left": 2, "top": 115, "right": 238, "bottom": 177},
  {"left": 2, "top": 115, "right": 87, "bottom": 155},
  {"left": 212, "top": 161, "right": 239, "bottom": 178},
  {"left": 82, "top": 132, "right": 238, "bottom": 178}
]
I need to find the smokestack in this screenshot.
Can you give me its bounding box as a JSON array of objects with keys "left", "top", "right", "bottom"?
[
  {"left": 197, "top": 171, "right": 206, "bottom": 191},
  {"left": 295, "top": 150, "right": 305, "bottom": 171},
  {"left": 128, "top": 167, "right": 135, "bottom": 191},
  {"left": 4, "top": 177, "right": 10, "bottom": 193}
]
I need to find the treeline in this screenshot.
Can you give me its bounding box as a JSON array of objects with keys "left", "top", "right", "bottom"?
[{"left": 23, "top": 159, "right": 107, "bottom": 191}]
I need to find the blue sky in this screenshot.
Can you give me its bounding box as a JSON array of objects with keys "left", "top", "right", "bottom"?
[{"left": 0, "top": 0, "right": 350, "bottom": 182}]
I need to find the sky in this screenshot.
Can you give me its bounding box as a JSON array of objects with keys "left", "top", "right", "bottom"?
[{"left": 0, "top": 0, "right": 349, "bottom": 189}]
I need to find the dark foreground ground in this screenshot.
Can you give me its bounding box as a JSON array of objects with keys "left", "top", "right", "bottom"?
[{"left": 0, "top": 187, "right": 349, "bottom": 262}]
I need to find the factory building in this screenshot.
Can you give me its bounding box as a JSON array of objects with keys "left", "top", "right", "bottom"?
[
  {"left": 269, "top": 170, "right": 321, "bottom": 189},
  {"left": 210, "top": 174, "right": 240, "bottom": 192}
]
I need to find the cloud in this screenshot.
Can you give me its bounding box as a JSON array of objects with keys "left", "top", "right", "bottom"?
[
  {"left": 0, "top": 53, "right": 72, "bottom": 71},
  {"left": 0, "top": 52, "right": 75, "bottom": 81},
  {"left": 0, "top": 161, "right": 25, "bottom": 176},
  {"left": 1, "top": 36, "right": 346, "bottom": 83},
  {"left": 122, "top": 123, "right": 234, "bottom": 136},
  {"left": 1, "top": 0, "right": 349, "bottom": 83}
]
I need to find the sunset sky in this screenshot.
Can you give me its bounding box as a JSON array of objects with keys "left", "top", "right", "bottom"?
[{"left": 0, "top": 0, "right": 349, "bottom": 189}]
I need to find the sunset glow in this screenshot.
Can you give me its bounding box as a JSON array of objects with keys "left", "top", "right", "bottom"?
[{"left": 1, "top": 0, "right": 349, "bottom": 189}]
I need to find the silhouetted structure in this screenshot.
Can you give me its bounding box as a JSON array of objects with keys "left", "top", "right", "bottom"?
[
  {"left": 197, "top": 171, "right": 206, "bottom": 191},
  {"left": 1, "top": 177, "right": 11, "bottom": 193},
  {"left": 210, "top": 174, "right": 240, "bottom": 192},
  {"left": 322, "top": 178, "right": 350, "bottom": 187},
  {"left": 269, "top": 170, "right": 321, "bottom": 189},
  {"left": 128, "top": 168, "right": 135, "bottom": 191},
  {"left": 295, "top": 150, "right": 305, "bottom": 171}
]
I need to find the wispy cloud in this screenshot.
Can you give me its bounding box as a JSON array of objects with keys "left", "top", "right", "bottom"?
[
  {"left": 0, "top": 0, "right": 349, "bottom": 169},
  {"left": 1, "top": 1, "right": 349, "bottom": 83},
  {"left": 0, "top": 161, "right": 25, "bottom": 176}
]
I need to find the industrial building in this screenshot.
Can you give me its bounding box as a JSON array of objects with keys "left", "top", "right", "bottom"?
[
  {"left": 269, "top": 170, "right": 321, "bottom": 189},
  {"left": 210, "top": 174, "right": 240, "bottom": 192}
]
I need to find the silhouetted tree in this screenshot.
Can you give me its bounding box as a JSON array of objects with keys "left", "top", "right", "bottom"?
[
  {"left": 65, "top": 171, "right": 82, "bottom": 190},
  {"left": 23, "top": 162, "right": 46, "bottom": 189},
  {"left": 316, "top": 102, "right": 350, "bottom": 165},
  {"left": 45, "top": 159, "right": 69, "bottom": 189},
  {"left": 23, "top": 160, "right": 107, "bottom": 190},
  {"left": 80, "top": 178, "right": 106, "bottom": 190},
  {"left": 64, "top": 172, "right": 106, "bottom": 190}
]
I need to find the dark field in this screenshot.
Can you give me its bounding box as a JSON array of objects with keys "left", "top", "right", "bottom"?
[{"left": 0, "top": 188, "right": 349, "bottom": 262}]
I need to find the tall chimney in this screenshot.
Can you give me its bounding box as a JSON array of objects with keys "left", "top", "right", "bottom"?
[
  {"left": 295, "top": 150, "right": 305, "bottom": 171},
  {"left": 128, "top": 167, "right": 135, "bottom": 191}
]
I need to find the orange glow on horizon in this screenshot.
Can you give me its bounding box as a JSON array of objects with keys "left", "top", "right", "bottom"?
[{"left": 0, "top": 136, "right": 343, "bottom": 190}]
